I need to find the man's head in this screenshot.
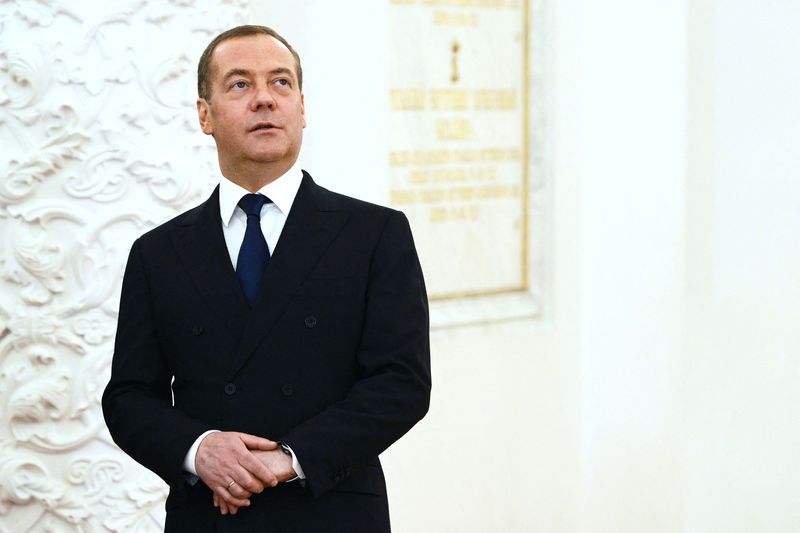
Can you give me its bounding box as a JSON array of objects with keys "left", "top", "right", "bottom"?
[{"left": 196, "top": 25, "right": 306, "bottom": 187}]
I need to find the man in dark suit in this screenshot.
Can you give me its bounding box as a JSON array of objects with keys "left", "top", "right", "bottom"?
[{"left": 102, "top": 25, "right": 431, "bottom": 532}]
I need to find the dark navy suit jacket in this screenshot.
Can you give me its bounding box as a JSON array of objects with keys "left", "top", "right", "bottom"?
[{"left": 102, "top": 172, "right": 431, "bottom": 532}]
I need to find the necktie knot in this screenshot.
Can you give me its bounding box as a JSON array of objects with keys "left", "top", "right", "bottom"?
[{"left": 238, "top": 193, "right": 271, "bottom": 219}]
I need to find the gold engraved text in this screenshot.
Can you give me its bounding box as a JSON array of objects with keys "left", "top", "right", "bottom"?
[
  {"left": 436, "top": 118, "right": 473, "bottom": 141},
  {"left": 433, "top": 11, "right": 479, "bottom": 27},
  {"left": 409, "top": 166, "right": 496, "bottom": 185},
  {"left": 389, "top": 147, "right": 522, "bottom": 166},
  {"left": 429, "top": 89, "right": 469, "bottom": 110},
  {"left": 430, "top": 205, "right": 481, "bottom": 223},
  {"left": 474, "top": 89, "right": 517, "bottom": 110}
]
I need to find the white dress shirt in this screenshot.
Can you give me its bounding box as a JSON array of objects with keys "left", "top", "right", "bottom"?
[{"left": 182, "top": 161, "right": 306, "bottom": 481}]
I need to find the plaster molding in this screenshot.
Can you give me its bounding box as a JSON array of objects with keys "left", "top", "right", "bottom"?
[{"left": 0, "top": 1, "right": 248, "bottom": 530}]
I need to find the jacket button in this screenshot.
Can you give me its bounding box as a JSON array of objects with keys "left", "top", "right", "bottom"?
[
  {"left": 304, "top": 315, "right": 317, "bottom": 328},
  {"left": 192, "top": 325, "right": 203, "bottom": 336},
  {"left": 224, "top": 383, "right": 236, "bottom": 395},
  {"left": 281, "top": 384, "right": 294, "bottom": 396}
]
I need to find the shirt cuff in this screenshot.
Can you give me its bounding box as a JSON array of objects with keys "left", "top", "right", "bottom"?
[
  {"left": 282, "top": 443, "right": 306, "bottom": 480},
  {"left": 183, "top": 429, "right": 220, "bottom": 476}
]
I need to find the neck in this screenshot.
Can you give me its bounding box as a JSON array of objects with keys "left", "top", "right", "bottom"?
[{"left": 219, "top": 158, "right": 296, "bottom": 192}]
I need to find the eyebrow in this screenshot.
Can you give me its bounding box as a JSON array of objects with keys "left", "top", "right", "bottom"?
[{"left": 220, "top": 67, "right": 296, "bottom": 84}]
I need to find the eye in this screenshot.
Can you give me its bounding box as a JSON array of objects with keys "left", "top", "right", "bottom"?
[
  {"left": 231, "top": 80, "right": 247, "bottom": 89},
  {"left": 274, "top": 78, "right": 290, "bottom": 87}
]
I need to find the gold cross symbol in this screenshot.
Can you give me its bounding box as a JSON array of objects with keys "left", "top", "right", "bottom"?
[{"left": 451, "top": 40, "right": 460, "bottom": 84}]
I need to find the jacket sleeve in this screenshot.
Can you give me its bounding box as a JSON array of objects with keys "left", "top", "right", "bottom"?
[
  {"left": 280, "top": 210, "right": 432, "bottom": 496},
  {"left": 102, "top": 239, "right": 214, "bottom": 488}
]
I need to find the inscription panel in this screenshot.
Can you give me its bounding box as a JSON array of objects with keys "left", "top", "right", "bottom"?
[{"left": 389, "top": 0, "right": 527, "bottom": 299}]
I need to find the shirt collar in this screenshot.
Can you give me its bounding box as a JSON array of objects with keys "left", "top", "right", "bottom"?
[{"left": 219, "top": 160, "right": 304, "bottom": 227}]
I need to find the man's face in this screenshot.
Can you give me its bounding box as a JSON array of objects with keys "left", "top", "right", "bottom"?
[{"left": 197, "top": 34, "right": 305, "bottom": 175}]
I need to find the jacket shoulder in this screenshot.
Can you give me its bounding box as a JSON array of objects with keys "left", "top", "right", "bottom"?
[{"left": 312, "top": 182, "right": 402, "bottom": 222}]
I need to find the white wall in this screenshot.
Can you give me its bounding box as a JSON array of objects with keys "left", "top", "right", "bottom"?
[
  {"left": 684, "top": 0, "right": 800, "bottom": 531},
  {"left": 562, "top": 0, "right": 800, "bottom": 531},
  {"left": 567, "top": 0, "right": 688, "bottom": 531}
]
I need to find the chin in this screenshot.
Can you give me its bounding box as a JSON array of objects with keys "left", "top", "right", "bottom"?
[
  {"left": 246, "top": 149, "right": 288, "bottom": 162},
  {"left": 257, "top": 145, "right": 300, "bottom": 161}
]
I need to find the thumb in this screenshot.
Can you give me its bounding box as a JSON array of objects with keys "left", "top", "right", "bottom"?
[{"left": 238, "top": 433, "right": 278, "bottom": 450}]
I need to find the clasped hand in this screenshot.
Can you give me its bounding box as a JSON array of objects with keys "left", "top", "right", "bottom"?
[{"left": 194, "top": 431, "right": 296, "bottom": 515}]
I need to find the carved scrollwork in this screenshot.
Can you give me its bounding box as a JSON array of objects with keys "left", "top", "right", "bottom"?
[
  {"left": 127, "top": 158, "right": 198, "bottom": 207},
  {"left": 63, "top": 150, "right": 129, "bottom": 203},
  {"left": 102, "top": 474, "right": 169, "bottom": 532},
  {"left": 67, "top": 458, "right": 124, "bottom": 503},
  {"left": 3, "top": 310, "right": 62, "bottom": 349},
  {"left": 72, "top": 309, "right": 115, "bottom": 346},
  {"left": 0, "top": 0, "right": 249, "bottom": 529},
  {"left": 4, "top": 224, "right": 66, "bottom": 306},
  {"left": 136, "top": 52, "right": 193, "bottom": 109},
  {"left": 0, "top": 442, "right": 92, "bottom": 524},
  {"left": 0, "top": 128, "right": 89, "bottom": 206},
  {"left": 0, "top": 46, "right": 51, "bottom": 111},
  {"left": 1, "top": 339, "right": 103, "bottom": 452}
]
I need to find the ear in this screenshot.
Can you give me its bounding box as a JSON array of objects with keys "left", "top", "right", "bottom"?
[
  {"left": 300, "top": 93, "right": 306, "bottom": 128},
  {"left": 197, "top": 98, "right": 214, "bottom": 135}
]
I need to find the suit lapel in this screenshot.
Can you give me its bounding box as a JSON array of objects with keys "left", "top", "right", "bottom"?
[
  {"left": 171, "top": 187, "right": 250, "bottom": 341},
  {"left": 228, "top": 172, "right": 350, "bottom": 378}
]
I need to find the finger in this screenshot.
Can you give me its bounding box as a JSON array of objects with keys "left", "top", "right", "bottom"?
[
  {"left": 224, "top": 498, "right": 245, "bottom": 516},
  {"left": 220, "top": 500, "right": 239, "bottom": 516},
  {"left": 229, "top": 464, "right": 265, "bottom": 494},
  {"left": 227, "top": 481, "right": 253, "bottom": 500},
  {"left": 214, "top": 492, "right": 240, "bottom": 516},
  {"left": 217, "top": 486, "right": 250, "bottom": 508},
  {"left": 237, "top": 433, "right": 278, "bottom": 451},
  {"left": 239, "top": 452, "right": 279, "bottom": 487},
  {"left": 214, "top": 493, "right": 231, "bottom": 515}
]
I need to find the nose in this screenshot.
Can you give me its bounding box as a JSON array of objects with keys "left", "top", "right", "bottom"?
[{"left": 249, "top": 84, "right": 275, "bottom": 111}]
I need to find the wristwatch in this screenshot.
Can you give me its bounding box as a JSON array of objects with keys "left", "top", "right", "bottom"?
[
  {"left": 277, "top": 441, "right": 292, "bottom": 456},
  {"left": 277, "top": 441, "right": 305, "bottom": 486}
]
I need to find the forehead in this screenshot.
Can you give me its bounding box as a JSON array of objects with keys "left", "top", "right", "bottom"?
[{"left": 211, "top": 34, "right": 297, "bottom": 79}]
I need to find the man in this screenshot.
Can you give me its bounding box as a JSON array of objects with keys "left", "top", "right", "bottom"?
[{"left": 102, "top": 25, "right": 431, "bottom": 532}]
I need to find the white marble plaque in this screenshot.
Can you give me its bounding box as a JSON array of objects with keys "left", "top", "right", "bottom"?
[{"left": 388, "top": 0, "right": 528, "bottom": 300}]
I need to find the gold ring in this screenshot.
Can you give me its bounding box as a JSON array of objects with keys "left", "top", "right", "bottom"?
[{"left": 227, "top": 480, "right": 236, "bottom": 488}]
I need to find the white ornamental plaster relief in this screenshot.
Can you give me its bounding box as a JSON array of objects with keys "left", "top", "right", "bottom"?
[{"left": 0, "top": 1, "right": 249, "bottom": 530}]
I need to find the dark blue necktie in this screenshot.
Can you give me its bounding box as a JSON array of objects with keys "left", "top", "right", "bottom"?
[{"left": 236, "top": 193, "right": 271, "bottom": 306}]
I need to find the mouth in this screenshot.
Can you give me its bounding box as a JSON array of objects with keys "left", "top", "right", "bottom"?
[{"left": 249, "top": 122, "right": 279, "bottom": 132}]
